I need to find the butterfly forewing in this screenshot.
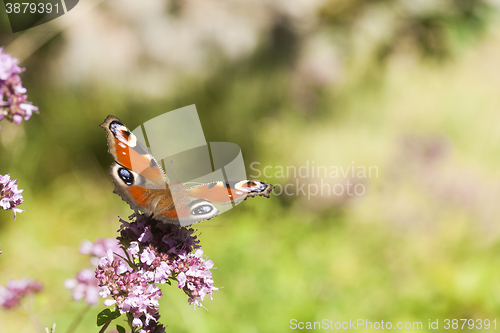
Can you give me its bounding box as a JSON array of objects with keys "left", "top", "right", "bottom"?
[{"left": 101, "top": 116, "right": 167, "bottom": 186}]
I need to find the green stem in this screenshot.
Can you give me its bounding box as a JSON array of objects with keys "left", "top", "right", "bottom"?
[
  {"left": 114, "top": 251, "right": 137, "bottom": 270},
  {"left": 23, "top": 295, "right": 44, "bottom": 333},
  {"left": 27, "top": 310, "right": 45, "bottom": 333},
  {"left": 64, "top": 304, "right": 91, "bottom": 333},
  {"left": 98, "top": 320, "right": 111, "bottom": 333}
]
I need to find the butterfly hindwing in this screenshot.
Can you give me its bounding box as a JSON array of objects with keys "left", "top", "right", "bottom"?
[
  {"left": 108, "top": 162, "right": 174, "bottom": 216},
  {"left": 188, "top": 180, "right": 274, "bottom": 205}
]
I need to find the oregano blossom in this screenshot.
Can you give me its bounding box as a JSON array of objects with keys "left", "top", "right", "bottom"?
[
  {"left": 0, "top": 278, "right": 43, "bottom": 310},
  {"left": 65, "top": 238, "right": 121, "bottom": 305},
  {"left": 0, "top": 47, "right": 38, "bottom": 128},
  {"left": 0, "top": 173, "right": 23, "bottom": 219},
  {"left": 95, "top": 213, "right": 219, "bottom": 332}
]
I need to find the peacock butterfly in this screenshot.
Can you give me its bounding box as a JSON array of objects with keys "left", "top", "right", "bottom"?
[{"left": 101, "top": 115, "right": 273, "bottom": 226}]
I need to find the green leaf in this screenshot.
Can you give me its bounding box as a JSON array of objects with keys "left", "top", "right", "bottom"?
[
  {"left": 97, "top": 308, "right": 121, "bottom": 326},
  {"left": 116, "top": 325, "right": 126, "bottom": 333}
]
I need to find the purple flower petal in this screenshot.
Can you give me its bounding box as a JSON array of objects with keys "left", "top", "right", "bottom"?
[
  {"left": 0, "top": 174, "right": 24, "bottom": 219},
  {"left": 0, "top": 48, "right": 38, "bottom": 126}
]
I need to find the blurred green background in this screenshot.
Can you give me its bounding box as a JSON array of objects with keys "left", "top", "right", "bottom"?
[{"left": 2, "top": 0, "right": 500, "bottom": 332}]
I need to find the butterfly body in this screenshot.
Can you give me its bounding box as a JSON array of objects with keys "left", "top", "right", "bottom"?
[{"left": 101, "top": 115, "right": 273, "bottom": 226}]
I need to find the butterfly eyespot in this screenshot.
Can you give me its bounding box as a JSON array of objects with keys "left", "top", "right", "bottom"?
[
  {"left": 109, "top": 121, "right": 124, "bottom": 135},
  {"left": 118, "top": 168, "right": 134, "bottom": 186},
  {"left": 191, "top": 205, "right": 213, "bottom": 215},
  {"left": 256, "top": 183, "right": 266, "bottom": 190},
  {"left": 109, "top": 121, "right": 137, "bottom": 147}
]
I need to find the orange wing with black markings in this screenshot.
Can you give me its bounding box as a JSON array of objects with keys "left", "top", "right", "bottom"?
[{"left": 101, "top": 115, "right": 273, "bottom": 226}]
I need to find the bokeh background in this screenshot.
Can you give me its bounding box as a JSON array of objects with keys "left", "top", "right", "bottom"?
[{"left": 2, "top": 0, "right": 500, "bottom": 332}]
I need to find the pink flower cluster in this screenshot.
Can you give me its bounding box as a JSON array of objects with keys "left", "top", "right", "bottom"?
[
  {"left": 0, "top": 47, "right": 38, "bottom": 128},
  {"left": 65, "top": 238, "right": 121, "bottom": 306},
  {"left": 95, "top": 213, "right": 219, "bottom": 332},
  {"left": 0, "top": 173, "right": 24, "bottom": 219},
  {"left": 0, "top": 278, "right": 43, "bottom": 310},
  {"left": 97, "top": 250, "right": 164, "bottom": 332},
  {"left": 176, "top": 249, "right": 217, "bottom": 308},
  {"left": 79, "top": 238, "right": 122, "bottom": 266}
]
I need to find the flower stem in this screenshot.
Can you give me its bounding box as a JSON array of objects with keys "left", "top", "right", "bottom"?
[
  {"left": 98, "top": 320, "right": 111, "bottom": 333},
  {"left": 22, "top": 295, "right": 44, "bottom": 333},
  {"left": 64, "top": 304, "right": 91, "bottom": 333}
]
